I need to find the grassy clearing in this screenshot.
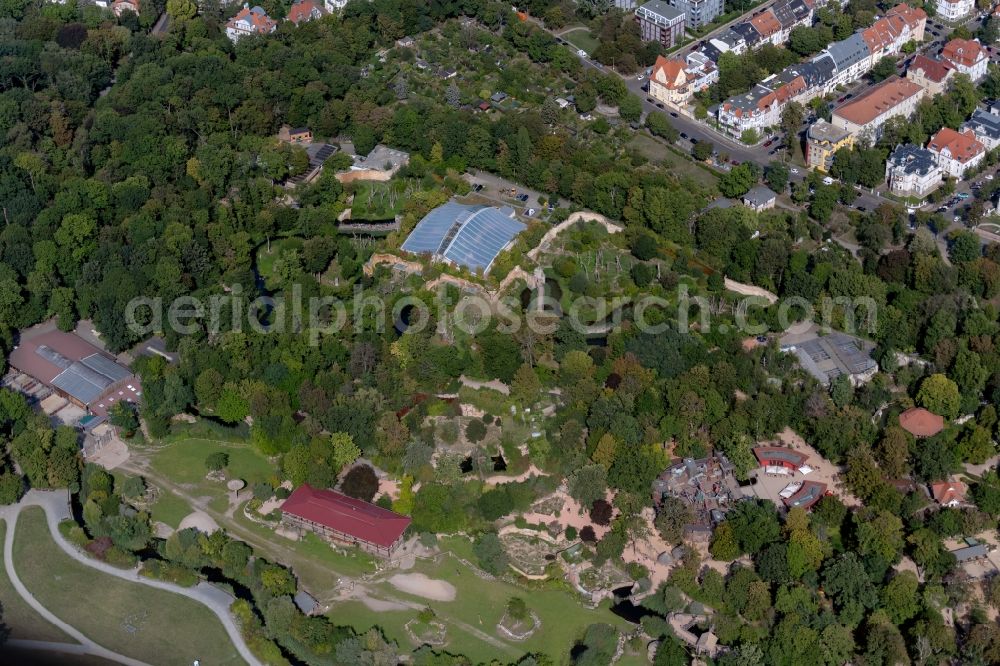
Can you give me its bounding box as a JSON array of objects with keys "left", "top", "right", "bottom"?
[
  {"left": 562, "top": 28, "right": 599, "bottom": 55},
  {"left": 350, "top": 181, "right": 407, "bottom": 219},
  {"left": 149, "top": 438, "right": 275, "bottom": 494},
  {"left": 149, "top": 491, "right": 194, "bottom": 529},
  {"left": 629, "top": 134, "right": 720, "bottom": 187},
  {"left": 255, "top": 237, "right": 304, "bottom": 285},
  {"left": 0, "top": 520, "right": 75, "bottom": 643},
  {"left": 13, "top": 508, "right": 242, "bottom": 666},
  {"left": 333, "top": 535, "right": 634, "bottom": 663}
]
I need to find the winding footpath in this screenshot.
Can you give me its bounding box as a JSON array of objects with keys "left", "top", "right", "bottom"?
[{"left": 0, "top": 489, "right": 261, "bottom": 666}]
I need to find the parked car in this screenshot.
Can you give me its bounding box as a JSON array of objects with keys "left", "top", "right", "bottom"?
[
  {"left": 986, "top": 174, "right": 995, "bottom": 180},
  {"left": 680, "top": 132, "right": 688, "bottom": 139},
  {"left": 577, "top": 49, "right": 587, "bottom": 57},
  {"left": 517, "top": 193, "right": 530, "bottom": 202},
  {"left": 670, "top": 111, "right": 678, "bottom": 117},
  {"left": 472, "top": 183, "right": 484, "bottom": 192},
  {"left": 655, "top": 103, "right": 664, "bottom": 109},
  {"left": 957, "top": 192, "right": 971, "bottom": 200},
  {"left": 790, "top": 167, "right": 799, "bottom": 175},
  {"left": 857, "top": 206, "right": 866, "bottom": 212},
  {"left": 526, "top": 208, "right": 535, "bottom": 216}
]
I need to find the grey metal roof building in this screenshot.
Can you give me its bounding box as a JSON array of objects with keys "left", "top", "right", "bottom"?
[
  {"left": 826, "top": 33, "right": 871, "bottom": 72},
  {"left": 400, "top": 202, "right": 526, "bottom": 274},
  {"left": 9, "top": 327, "right": 137, "bottom": 416},
  {"left": 782, "top": 332, "right": 877, "bottom": 386}
]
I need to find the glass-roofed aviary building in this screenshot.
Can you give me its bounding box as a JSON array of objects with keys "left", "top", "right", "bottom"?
[{"left": 400, "top": 202, "right": 526, "bottom": 275}]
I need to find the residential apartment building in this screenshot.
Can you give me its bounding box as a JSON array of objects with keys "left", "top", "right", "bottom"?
[
  {"left": 885, "top": 145, "right": 943, "bottom": 198},
  {"left": 225, "top": 4, "right": 277, "bottom": 41},
  {"left": 806, "top": 120, "right": 854, "bottom": 172},
  {"left": 718, "top": 4, "right": 926, "bottom": 135},
  {"left": 906, "top": 54, "right": 954, "bottom": 95},
  {"left": 706, "top": 0, "right": 813, "bottom": 57},
  {"left": 323, "top": 0, "right": 347, "bottom": 11},
  {"left": 935, "top": 0, "right": 974, "bottom": 22},
  {"left": 286, "top": 0, "right": 324, "bottom": 24},
  {"left": 636, "top": 0, "right": 686, "bottom": 49},
  {"left": 941, "top": 38, "right": 989, "bottom": 82},
  {"left": 825, "top": 33, "right": 872, "bottom": 86},
  {"left": 962, "top": 109, "right": 1000, "bottom": 151},
  {"left": 668, "top": 0, "right": 723, "bottom": 29},
  {"left": 684, "top": 51, "right": 719, "bottom": 92},
  {"left": 831, "top": 76, "right": 925, "bottom": 142},
  {"left": 111, "top": 0, "right": 138, "bottom": 16},
  {"left": 927, "top": 127, "right": 986, "bottom": 178},
  {"left": 616, "top": 0, "right": 638, "bottom": 8},
  {"left": 648, "top": 53, "right": 719, "bottom": 106},
  {"left": 649, "top": 57, "right": 689, "bottom": 105},
  {"left": 749, "top": 10, "right": 783, "bottom": 47}
]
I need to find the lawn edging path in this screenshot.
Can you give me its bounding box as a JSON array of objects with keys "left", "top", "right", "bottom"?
[{"left": 1, "top": 489, "right": 262, "bottom": 666}]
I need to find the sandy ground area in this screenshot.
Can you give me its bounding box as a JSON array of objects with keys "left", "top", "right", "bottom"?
[
  {"left": 776, "top": 428, "right": 862, "bottom": 507},
  {"left": 516, "top": 490, "right": 611, "bottom": 540},
  {"left": 86, "top": 437, "right": 130, "bottom": 470},
  {"left": 620, "top": 508, "right": 676, "bottom": 588},
  {"left": 178, "top": 510, "right": 220, "bottom": 534},
  {"left": 378, "top": 477, "right": 400, "bottom": 501},
  {"left": 388, "top": 573, "right": 457, "bottom": 601}
]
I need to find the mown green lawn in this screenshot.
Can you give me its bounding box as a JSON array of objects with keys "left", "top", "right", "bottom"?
[
  {"left": 562, "top": 28, "right": 599, "bottom": 56},
  {"left": 334, "top": 535, "right": 634, "bottom": 663},
  {"left": 0, "top": 520, "right": 75, "bottom": 643},
  {"left": 149, "top": 438, "right": 275, "bottom": 492},
  {"left": 13, "top": 508, "right": 243, "bottom": 666}
]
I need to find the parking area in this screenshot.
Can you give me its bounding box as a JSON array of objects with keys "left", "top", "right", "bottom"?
[{"left": 463, "top": 170, "right": 563, "bottom": 221}]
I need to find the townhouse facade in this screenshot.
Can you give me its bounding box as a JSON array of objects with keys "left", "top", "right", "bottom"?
[
  {"left": 717, "top": 4, "right": 926, "bottom": 135},
  {"left": 648, "top": 53, "right": 719, "bottom": 106},
  {"left": 707, "top": 0, "right": 814, "bottom": 57},
  {"left": 927, "top": 127, "right": 986, "bottom": 178},
  {"left": 806, "top": 120, "right": 854, "bottom": 172},
  {"left": 935, "top": 0, "right": 974, "bottom": 22},
  {"left": 906, "top": 54, "right": 954, "bottom": 96},
  {"left": 287, "top": 0, "right": 324, "bottom": 24},
  {"left": 226, "top": 4, "right": 277, "bottom": 41},
  {"left": 885, "top": 145, "right": 943, "bottom": 198},
  {"left": 941, "top": 38, "right": 989, "bottom": 82},
  {"left": 962, "top": 108, "right": 1000, "bottom": 151},
  {"left": 636, "top": 0, "right": 686, "bottom": 49},
  {"left": 830, "top": 76, "right": 926, "bottom": 142}
]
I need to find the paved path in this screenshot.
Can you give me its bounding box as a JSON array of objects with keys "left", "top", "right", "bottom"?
[{"left": 0, "top": 490, "right": 261, "bottom": 666}]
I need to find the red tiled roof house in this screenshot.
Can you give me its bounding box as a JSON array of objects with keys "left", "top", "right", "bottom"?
[
  {"left": 941, "top": 38, "right": 988, "bottom": 82},
  {"left": 225, "top": 5, "right": 277, "bottom": 43},
  {"left": 281, "top": 485, "right": 411, "bottom": 558},
  {"left": 927, "top": 127, "right": 985, "bottom": 179},
  {"left": 929, "top": 480, "right": 967, "bottom": 507}
]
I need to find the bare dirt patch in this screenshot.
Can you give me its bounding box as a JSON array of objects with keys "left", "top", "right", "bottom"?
[{"left": 388, "top": 573, "right": 457, "bottom": 601}]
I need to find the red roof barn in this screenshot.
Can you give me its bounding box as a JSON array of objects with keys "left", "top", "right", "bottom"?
[{"left": 280, "top": 485, "right": 411, "bottom": 557}]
